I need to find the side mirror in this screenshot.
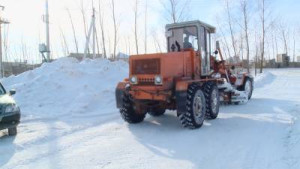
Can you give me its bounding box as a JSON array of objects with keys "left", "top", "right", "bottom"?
[
  {"left": 9, "top": 89, "right": 16, "bottom": 96},
  {"left": 216, "top": 41, "right": 220, "bottom": 49}
]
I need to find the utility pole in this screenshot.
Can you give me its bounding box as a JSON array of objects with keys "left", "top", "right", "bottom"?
[
  {"left": 0, "top": 5, "right": 9, "bottom": 78},
  {"left": 45, "top": 0, "right": 50, "bottom": 61},
  {"left": 39, "top": 0, "right": 51, "bottom": 63}
]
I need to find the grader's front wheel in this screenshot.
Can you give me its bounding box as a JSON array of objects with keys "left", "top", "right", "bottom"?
[{"left": 120, "top": 94, "right": 146, "bottom": 124}]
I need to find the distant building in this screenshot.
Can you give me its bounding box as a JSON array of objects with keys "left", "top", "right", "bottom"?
[
  {"left": 68, "top": 52, "right": 130, "bottom": 62},
  {"left": 267, "top": 59, "right": 276, "bottom": 67},
  {"left": 3, "top": 62, "right": 41, "bottom": 77},
  {"left": 277, "top": 54, "right": 290, "bottom": 67},
  {"left": 68, "top": 53, "right": 103, "bottom": 61},
  {"left": 116, "top": 52, "right": 129, "bottom": 62},
  {"left": 228, "top": 56, "right": 241, "bottom": 64},
  {"left": 297, "top": 56, "right": 300, "bottom": 62}
]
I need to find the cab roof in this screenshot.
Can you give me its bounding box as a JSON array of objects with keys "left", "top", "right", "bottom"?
[{"left": 165, "top": 20, "right": 216, "bottom": 33}]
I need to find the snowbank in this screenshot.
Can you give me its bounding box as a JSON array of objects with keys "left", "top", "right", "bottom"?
[
  {"left": 1, "top": 57, "right": 128, "bottom": 119},
  {"left": 254, "top": 71, "right": 276, "bottom": 88}
]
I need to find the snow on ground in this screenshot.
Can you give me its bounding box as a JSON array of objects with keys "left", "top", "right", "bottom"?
[{"left": 0, "top": 59, "right": 300, "bottom": 169}]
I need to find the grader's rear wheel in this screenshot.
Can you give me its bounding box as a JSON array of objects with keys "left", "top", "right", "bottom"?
[
  {"left": 244, "top": 78, "right": 253, "bottom": 100},
  {"left": 179, "top": 84, "right": 206, "bottom": 129},
  {"left": 238, "top": 77, "right": 253, "bottom": 100},
  {"left": 202, "top": 82, "right": 220, "bottom": 119}
]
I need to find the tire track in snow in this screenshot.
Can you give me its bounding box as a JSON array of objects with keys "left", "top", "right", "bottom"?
[
  {"left": 2, "top": 114, "right": 123, "bottom": 168},
  {"left": 283, "top": 105, "right": 300, "bottom": 169},
  {"left": 1, "top": 112, "right": 122, "bottom": 168}
]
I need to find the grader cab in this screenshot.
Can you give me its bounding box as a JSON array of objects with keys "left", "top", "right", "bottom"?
[{"left": 116, "top": 20, "right": 253, "bottom": 129}]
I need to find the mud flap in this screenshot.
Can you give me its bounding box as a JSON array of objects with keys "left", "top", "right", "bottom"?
[
  {"left": 176, "top": 91, "right": 187, "bottom": 117},
  {"left": 115, "top": 89, "right": 125, "bottom": 109},
  {"left": 116, "top": 82, "right": 129, "bottom": 109}
]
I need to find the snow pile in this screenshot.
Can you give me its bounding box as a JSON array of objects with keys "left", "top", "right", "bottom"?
[
  {"left": 1, "top": 57, "right": 128, "bottom": 119},
  {"left": 254, "top": 71, "right": 276, "bottom": 88}
]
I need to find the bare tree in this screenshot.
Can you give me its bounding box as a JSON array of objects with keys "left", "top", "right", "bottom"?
[
  {"left": 127, "top": 36, "right": 131, "bottom": 55},
  {"left": 270, "top": 25, "right": 276, "bottom": 60},
  {"left": 152, "top": 30, "right": 162, "bottom": 53},
  {"left": 134, "top": 0, "right": 139, "bottom": 54},
  {"left": 124, "top": 37, "right": 128, "bottom": 55},
  {"left": 108, "top": 30, "right": 112, "bottom": 58},
  {"left": 293, "top": 29, "right": 296, "bottom": 62},
  {"left": 66, "top": 8, "right": 79, "bottom": 53},
  {"left": 266, "top": 41, "right": 271, "bottom": 61},
  {"left": 259, "top": 0, "right": 266, "bottom": 73},
  {"left": 160, "top": 0, "right": 190, "bottom": 23},
  {"left": 254, "top": 30, "right": 259, "bottom": 76},
  {"left": 95, "top": 28, "right": 100, "bottom": 56},
  {"left": 225, "top": 0, "right": 238, "bottom": 58},
  {"left": 59, "top": 26, "right": 69, "bottom": 56},
  {"left": 111, "top": 0, "right": 118, "bottom": 59},
  {"left": 216, "top": 17, "right": 232, "bottom": 59},
  {"left": 240, "top": 0, "right": 250, "bottom": 72},
  {"left": 221, "top": 41, "right": 229, "bottom": 60},
  {"left": 98, "top": 0, "right": 107, "bottom": 58},
  {"left": 274, "top": 29, "right": 279, "bottom": 58},
  {"left": 80, "top": 0, "right": 88, "bottom": 38},
  {"left": 144, "top": 0, "right": 148, "bottom": 54},
  {"left": 279, "top": 23, "right": 289, "bottom": 55},
  {"left": 80, "top": 0, "right": 90, "bottom": 54},
  {"left": 21, "top": 38, "right": 28, "bottom": 62},
  {"left": 238, "top": 32, "right": 244, "bottom": 61},
  {"left": 91, "top": 1, "right": 100, "bottom": 57}
]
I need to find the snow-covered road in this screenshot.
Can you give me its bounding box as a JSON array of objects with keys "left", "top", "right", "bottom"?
[{"left": 0, "top": 59, "right": 299, "bottom": 169}]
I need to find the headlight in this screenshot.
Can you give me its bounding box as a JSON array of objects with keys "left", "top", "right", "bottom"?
[
  {"left": 155, "top": 75, "right": 163, "bottom": 85},
  {"left": 130, "top": 76, "right": 138, "bottom": 84},
  {"left": 5, "top": 104, "right": 20, "bottom": 114}
]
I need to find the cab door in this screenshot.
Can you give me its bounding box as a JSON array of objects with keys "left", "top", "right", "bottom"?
[{"left": 199, "top": 26, "right": 211, "bottom": 76}]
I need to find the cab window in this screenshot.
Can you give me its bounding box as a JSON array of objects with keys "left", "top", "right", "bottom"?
[{"left": 167, "top": 26, "right": 198, "bottom": 52}]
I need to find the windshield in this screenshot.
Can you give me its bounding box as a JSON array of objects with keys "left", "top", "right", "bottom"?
[{"left": 167, "top": 26, "right": 198, "bottom": 52}]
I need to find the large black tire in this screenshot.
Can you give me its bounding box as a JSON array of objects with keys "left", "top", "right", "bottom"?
[
  {"left": 202, "top": 82, "right": 220, "bottom": 119},
  {"left": 238, "top": 77, "right": 253, "bottom": 100},
  {"left": 148, "top": 108, "right": 166, "bottom": 116},
  {"left": 8, "top": 127, "right": 17, "bottom": 136},
  {"left": 120, "top": 94, "right": 146, "bottom": 124},
  {"left": 179, "top": 84, "right": 206, "bottom": 129}
]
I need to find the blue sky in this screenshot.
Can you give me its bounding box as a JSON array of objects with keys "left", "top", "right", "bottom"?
[{"left": 0, "top": 0, "right": 299, "bottom": 63}]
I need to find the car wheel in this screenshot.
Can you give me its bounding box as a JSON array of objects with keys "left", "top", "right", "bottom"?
[{"left": 8, "top": 127, "right": 17, "bottom": 136}]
